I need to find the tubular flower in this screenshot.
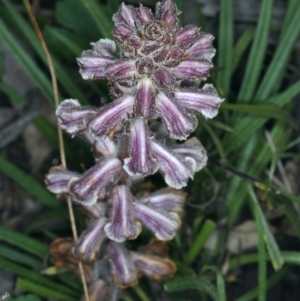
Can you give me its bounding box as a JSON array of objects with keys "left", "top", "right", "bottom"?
[{"left": 46, "top": 0, "right": 224, "bottom": 299}]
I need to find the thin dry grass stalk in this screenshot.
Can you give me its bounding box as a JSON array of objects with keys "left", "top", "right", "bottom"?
[{"left": 23, "top": 1, "right": 90, "bottom": 300}]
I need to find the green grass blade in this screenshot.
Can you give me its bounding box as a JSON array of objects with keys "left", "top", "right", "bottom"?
[
  {"left": 226, "top": 79, "right": 300, "bottom": 151},
  {"left": 79, "top": 0, "right": 113, "bottom": 39},
  {"left": 252, "top": 191, "right": 267, "bottom": 301},
  {"left": 202, "top": 121, "right": 227, "bottom": 163},
  {"left": 255, "top": 3, "right": 300, "bottom": 100},
  {"left": 281, "top": 0, "right": 299, "bottom": 35},
  {"left": 0, "top": 246, "right": 42, "bottom": 269},
  {"left": 0, "top": 18, "right": 53, "bottom": 103},
  {"left": 204, "top": 266, "right": 226, "bottom": 301},
  {"left": 217, "top": 0, "right": 233, "bottom": 96},
  {"left": 0, "top": 82, "right": 23, "bottom": 106},
  {"left": 225, "top": 135, "right": 257, "bottom": 224},
  {"left": 164, "top": 275, "right": 218, "bottom": 301},
  {"left": 186, "top": 219, "right": 216, "bottom": 265},
  {"left": 0, "top": 258, "right": 80, "bottom": 299},
  {"left": 0, "top": 155, "right": 60, "bottom": 208},
  {"left": 8, "top": 294, "right": 41, "bottom": 301},
  {"left": 233, "top": 265, "right": 289, "bottom": 301},
  {"left": 45, "top": 27, "right": 82, "bottom": 57},
  {"left": 232, "top": 28, "right": 255, "bottom": 74},
  {"left": 2, "top": 0, "right": 90, "bottom": 105},
  {"left": 222, "top": 103, "right": 297, "bottom": 128},
  {"left": 248, "top": 185, "right": 284, "bottom": 270},
  {"left": 283, "top": 204, "right": 300, "bottom": 238},
  {"left": 230, "top": 252, "right": 300, "bottom": 269},
  {"left": 0, "top": 227, "right": 48, "bottom": 257},
  {"left": 17, "top": 278, "right": 79, "bottom": 301},
  {"left": 237, "top": 0, "right": 273, "bottom": 102}
]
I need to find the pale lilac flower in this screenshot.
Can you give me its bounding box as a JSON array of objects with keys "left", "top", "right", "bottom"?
[
  {"left": 46, "top": 0, "right": 223, "bottom": 297},
  {"left": 104, "top": 185, "right": 142, "bottom": 242},
  {"left": 69, "top": 158, "right": 122, "bottom": 206}
]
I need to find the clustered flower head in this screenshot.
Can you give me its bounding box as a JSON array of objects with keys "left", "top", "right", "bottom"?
[{"left": 46, "top": 0, "right": 223, "bottom": 300}]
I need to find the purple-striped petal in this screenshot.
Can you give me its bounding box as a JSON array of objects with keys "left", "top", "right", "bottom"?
[
  {"left": 124, "top": 118, "right": 158, "bottom": 176},
  {"left": 154, "top": 67, "right": 175, "bottom": 90},
  {"left": 136, "top": 4, "right": 153, "bottom": 25},
  {"left": 105, "top": 60, "right": 137, "bottom": 81},
  {"left": 77, "top": 51, "right": 114, "bottom": 80},
  {"left": 156, "top": 92, "right": 197, "bottom": 140},
  {"left": 113, "top": 24, "right": 133, "bottom": 43},
  {"left": 107, "top": 242, "right": 138, "bottom": 288},
  {"left": 172, "top": 137, "right": 207, "bottom": 172},
  {"left": 134, "top": 203, "right": 181, "bottom": 240},
  {"left": 176, "top": 25, "right": 199, "bottom": 49},
  {"left": 151, "top": 141, "right": 194, "bottom": 189},
  {"left": 56, "top": 99, "right": 95, "bottom": 135},
  {"left": 69, "top": 158, "right": 122, "bottom": 205},
  {"left": 88, "top": 95, "right": 134, "bottom": 138},
  {"left": 138, "top": 188, "right": 186, "bottom": 212},
  {"left": 104, "top": 185, "right": 142, "bottom": 242},
  {"left": 135, "top": 78, "right": 156, "bottom": 118},
  {"left": 113, "top": 3, "right": 136, "bottom": 29},
  {"left": 131, "top": 252, "right": 176, "bottom": 281},
  {"left": 45, "top": 166, "right": 78, "bottom": 195},
  {"left": 174, "top": 59, "right": 213, "bottom": 81},
  {"left": 156, "top": 0, "right": 179, "bottom": 26},
  {"left": 186, "top": 33, "right": 215, "bottom": 61},
  {"left": 175, "top": 84, "right": 224, "bottom": 118},
  {"left": 90, "top": 39, "right": 117, "bottom": 59},
  {"left": 94, "top": 137, "right": 117, "bottom": 158},
  {"left": 73, "top": 217, "right": 107, "bottom": 262}
]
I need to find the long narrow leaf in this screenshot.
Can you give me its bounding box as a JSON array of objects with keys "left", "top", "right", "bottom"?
[
  {"left": 0, "top": 245, "right": 42, "bottom": 269},
  {"left": 186, "top": 219, "right": 216, "bottom": 265},
  {"left": 230, "top": 252, "right": 300, "bottom": 269},
  {"left": 1, "top": 0, "right": 89, "bottom": 105},
  {"left": 232, "top": 28, "right": 255, "bottom": 74},
  {"left": 252, "top": 194, "right": 267, "bottom": 301},
  {"left": 233, "top": 266, "right": 289, "bottom": 301},
  {"left": 237, "top": 0, "right": 274, "bottom": 102},
  {"left": 79, "top": 0, "right": 113, "bottom": 39},
  {"left": 0, "top": 155, "right": 60, "bottom": 208},
  {"left": 255, "top": 3, "right": 300, "bottom": 100},
  {"left": 0, "top": 258, "right": 80, "bottom": 298},
  {"left": 222, "top": 103, "right": 297, "bottom": 127},
  {"left": 164, "top": 275, "right": 218, "bottom": 301},
  {"left": 17, "top": 278, "right": 79, "bottom": 301},
  {"left": 226, "top": 79, "right": 300, "bottom": 151},
  {"left": 218, "top": 0, "right": 233, "bottom": 95},
  {"left": 0, "top": 18, "right": 53, "bottom": 103},
  {"left": 204, "top": 266, "right": 227, "bottom": 301},
  {"left": 0, "top": 227, "right": 48, "bottom": 257},
  {"left": 248, "top": 185, "right": 284, "bottom": 270}
]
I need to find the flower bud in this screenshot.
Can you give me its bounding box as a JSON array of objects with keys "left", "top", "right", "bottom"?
[
  {"left": 104, "top": 185, "right": 141, "bottom": 242},
  {"left": 134, "top": 203, "right": 181, "bottom": 241},
  {"left": 124, "top": 118, "right": 158, "bottom": 176}
]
